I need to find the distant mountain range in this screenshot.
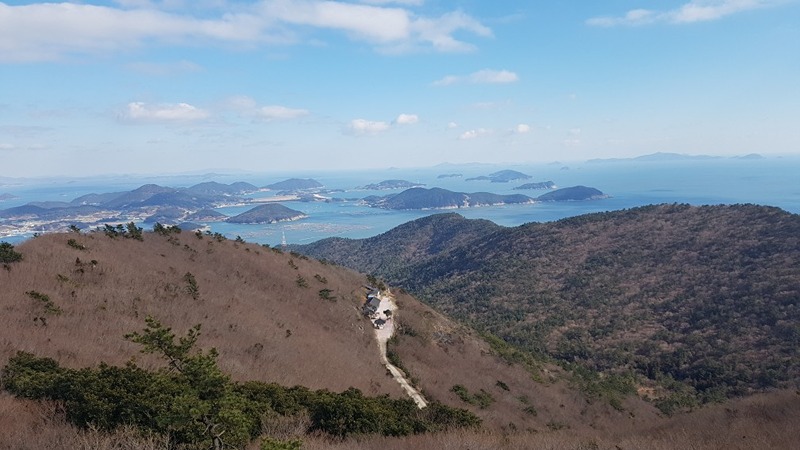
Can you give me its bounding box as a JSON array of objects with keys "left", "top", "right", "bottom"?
[{"left": 587, "top": 152, "right": 765, "bottom": 163}]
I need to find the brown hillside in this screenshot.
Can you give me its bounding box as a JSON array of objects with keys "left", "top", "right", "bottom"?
[
  {"left": 0, "top": 230, "right": 655, "bottom": 435},
  {"left": 0, "top": 231, "right": 391, "bottom": 393}
]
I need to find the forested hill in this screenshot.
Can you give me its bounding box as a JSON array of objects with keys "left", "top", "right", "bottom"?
[
  {"left": 298, "top": 213, "right": 502, "bottom": 274},
  {"left": 297, "top": 204, "right": 800, "bottom": 410}
]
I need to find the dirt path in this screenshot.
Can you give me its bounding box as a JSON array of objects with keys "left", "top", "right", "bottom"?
[{"left": 372, "top": 292, "right": 428, "bottom": 409}]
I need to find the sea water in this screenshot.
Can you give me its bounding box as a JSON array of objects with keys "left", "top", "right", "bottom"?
[{"left": 1, "top": 157, "right": 799, "bottom": 246}]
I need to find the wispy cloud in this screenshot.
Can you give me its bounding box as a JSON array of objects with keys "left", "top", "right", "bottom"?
[
  {"left": 0, "top": 1, "right": 490, "bottom": 62},
  {"left": 433, "top": 69, "right": 518, "bottom": 86},
  {"left": 587, "top": 0, "right": 780, "bottom": 27},
  {"left": 348, "top": 119, "right": 391, "bottom": 135},
  {"left": 226, "top": 95, "right": 310, "bottom": 121},
  {"left": 122, "top": 102, "right": 210, "bottom": 122}
]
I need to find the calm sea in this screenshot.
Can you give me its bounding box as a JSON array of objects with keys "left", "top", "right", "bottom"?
[{"left": 2, "top": 157, "right": 799, "bottom": 246}]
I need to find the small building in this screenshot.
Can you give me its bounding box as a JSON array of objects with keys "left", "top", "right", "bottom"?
[
  {"left": 374, "top": 318, "right": 387, "bottom": 329},
  {"left": 363, "top": 297, "right": 381, "bottom": 316}
]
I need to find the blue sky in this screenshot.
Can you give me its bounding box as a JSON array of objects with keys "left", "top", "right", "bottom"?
[{"left": 1, "top": 0, "right": 799, "bottom": 177}]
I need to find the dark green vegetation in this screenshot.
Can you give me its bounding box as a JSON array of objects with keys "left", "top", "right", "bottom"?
[
  {"left": 297, "top": 204, "right": 800, "bottom": 412},
  {"left": 225, "top": 204, "right": 308, "bottom": 224},
  {"left": 0, "top": 241, "right": 23, "bottom": 264},
  {"left": 2, "top": 318, "right": 478, "bottom": 449}
]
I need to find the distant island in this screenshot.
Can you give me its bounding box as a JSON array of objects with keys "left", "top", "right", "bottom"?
[
  {"left": 358, "top": 179, "right": 425, "bottom": 190},
  {"left": 587, "top": 152, "right": 722, "bottom": 163},
  {"left": 264, "top": 178, "right": 323, "bottom": 191},
  {"left": 466, "top": 169, "right": 532, "bottom": 183},
  {"left": 362, "top": 187, "right": 534, "bottom": 210},
  {"left": 735, "top": 153, "right": 765, "bottom": 160},
  {"left": 514, "top": 181, "right": 556, "bottom": 190},
  {"left": 226, "top": 204, "right": 307, "bottom": 224},
  {"left": 537, "top": 186, "right": 608, "bottom": 202},
  {"left": 0, "top": 193, "right": 18, "bottom": 201},
  {"left": 437, "top": 173, "right": 462, "bottom": 179}
]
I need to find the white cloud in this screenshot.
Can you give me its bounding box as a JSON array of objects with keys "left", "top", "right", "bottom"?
[
  {"left": 459, "top": 128, "right": 491, "bottom": 140},
  {"left": 587, "top": 0, "right": 779, "bottom": 27},
  {"left": 447, "top": 122, "right": 458, "bottom": 129},
  {"left": 395, "top": 113, "right": 419, "bottom": 125},
  {"left": 349, "top": 119, "right": 391, "bottom": 135},
  {"left": 409, "top": 10, "right": 492, "bottom": 53},
  {"left": 515, "top": 124, "right": 531, "bottom": 134},
  {"left": 0, "top": 3, "right": 266, "bottom": 62},
  {"left": 123, "top": 102, "right": 210, "bottom": 122},
  {"left": 434, "top": 69, "right": 518, "bottom": 86},
  {"left": 0, "top": 143, "right": 15, "bottom": 150},
  {"left": 0, "top": 1, "right": 490, "bottom": 62}
]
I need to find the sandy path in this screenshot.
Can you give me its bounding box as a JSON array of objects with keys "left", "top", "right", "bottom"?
[{"left": 373, "top": 292, "right": 428, "bottom": 409}]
